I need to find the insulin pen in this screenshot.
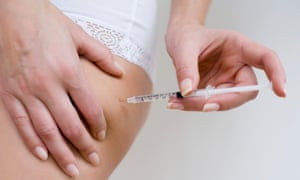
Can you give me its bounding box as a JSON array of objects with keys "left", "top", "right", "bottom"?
[{"left": 127, "top": 83, "right": 271, "bottom": 104}]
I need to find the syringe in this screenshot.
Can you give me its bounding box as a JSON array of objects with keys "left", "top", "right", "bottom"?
[{"left": 127, "top": 83, "right": 271, "bottom": 104}]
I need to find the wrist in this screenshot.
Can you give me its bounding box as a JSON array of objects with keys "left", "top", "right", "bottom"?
[
  {"left": 168, "top": 17, "right": 205, "bottom": 30},
  {"left": 165, "top": 23, "right": 209, "bottom": 57},
  {"left": 166, "top": 21, "right": 205, "bottom": 41},
  {"left": 169, "top": 0, "right": 210, "bottom": 28},
  {"left": 167, "top": 19, "right": 205, "bottom": 33}
]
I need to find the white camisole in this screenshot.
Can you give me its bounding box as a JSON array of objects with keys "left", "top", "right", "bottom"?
[{"left": 50, "top": 0, "right": 158, "bottom": 82}]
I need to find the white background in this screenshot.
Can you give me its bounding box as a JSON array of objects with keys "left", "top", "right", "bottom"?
[{"left": 111, "top": 0, "right": 300, "bottom": 179}]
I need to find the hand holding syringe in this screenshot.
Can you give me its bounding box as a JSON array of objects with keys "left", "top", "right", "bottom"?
[{"left": 127, "top": 83, "right": 271, "bottom": 104}]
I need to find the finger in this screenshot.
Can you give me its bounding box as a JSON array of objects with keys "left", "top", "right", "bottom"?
[
  {"left": 170, "top": 89, "right": 257, "bottom": 112},
  {"left": 171, "top": 43, "right": 200, "bottom": 96},
  {"left": 169, "top": 84, "right": 257, "bottom": 111},
  {"left": 58, "top": 53, "right": 106, "bottom": 141},
  {"left": 75, "top": 26, "right": 124, "bottom": 77},
  {"left": 205, "top": 77, "right": 258, "bottom": 111},
  {"left": 43, "top": 88, "right": 101, "bottom": 165},
  {"left": 242, "top": 40, "right": 286, "bottom": 97},
  {"left": 1, "top": 94, "right": 48, "bottom": 161},
  {"left": 24, "top": 97, "right": 80, "bottom": 177},
  {"left": 67, "top": 77, "right": 106, "bottom": 141},
  {"left": 169, "top": 66, "right": 258, "bottom": 111}
]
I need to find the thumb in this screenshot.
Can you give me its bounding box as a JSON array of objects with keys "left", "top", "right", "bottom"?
[
  {"left": 171, "top": 48, "right": 200, "bottom": 96},
  {"left": 75, "top": 28, "right": 124, "bottom": 77}
]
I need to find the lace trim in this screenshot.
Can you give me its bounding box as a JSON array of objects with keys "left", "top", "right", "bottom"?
[{"left": 65, "top": 13, "right": 155, "bottom": 82}]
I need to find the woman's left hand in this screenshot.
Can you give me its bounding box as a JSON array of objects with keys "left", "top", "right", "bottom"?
[{"left": 165, "top": 23, "right": 286, "bottom": 111}]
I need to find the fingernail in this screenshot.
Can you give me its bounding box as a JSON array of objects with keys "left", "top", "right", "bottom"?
[
  {"left": 97, "top": 130, "right": 106, "bottom": 141},
  {"left": 114, "top": 61, "right": 126, "bottom": 75},
  {"left": 88, "top": 152, "right": 100, "bottom": 165},
  {"left": 203, "top": 103, "right": 220, "bottom": 112},
  {"left": 180, "top": 79, "right": 193, "bottom": 96},
  {"left": 35, "top": 146, "right": 48, "bottom": 161},
  {"left": 167, "top": 102, "right": 184, "bottom": 110},
  {"left": 283, "top": 85, "right": 287, "bottom": 97},
  {"left": 66, "top": 164, "right": 79, "bottom": 177}
]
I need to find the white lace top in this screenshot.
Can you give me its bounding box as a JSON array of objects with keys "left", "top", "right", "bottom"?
[{"left": 51, "top": 0, "right": 158, "bottom": 82}]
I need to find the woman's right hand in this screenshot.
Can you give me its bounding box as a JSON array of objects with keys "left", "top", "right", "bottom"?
[
  {"left": 0, "top": 0, "right": 124, "bottom": 177},
  {"left": 165, "top": 23, "right": 286, "bottom": 111}
]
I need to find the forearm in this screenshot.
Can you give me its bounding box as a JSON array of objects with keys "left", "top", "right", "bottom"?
[{"left": 169, "top": 0, "right": 211, "bottom": 26}]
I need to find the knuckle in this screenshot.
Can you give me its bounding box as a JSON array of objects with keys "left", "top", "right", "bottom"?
[
  {"left": 176, "top": 65, "right": 196, "bottom": 80},
  {"left": 63, "top": 124, "right": 85, "bottom": 139},
  {"left": 80, "top": 144, "right": 95, "bottom": 155},
  {"left": 29, "top": 72, "right": 52, "bottom": 93},
  {"left": 13, "top": 76, "right": 32, "bottom": 95},
  {"left": 88, "top": 107, "right": 103, "bottom": 122},
  {"left": 0, "top": 91, "right": 16, "bottom": 102},
  {"left": 13, "top": 115, "right": 30, "bottom": 127},
  {"left": 60, "top": 65, "right": 83, "bottom": 89},
  {"left": 55, "top": 151, "right": 74, "bottom": 166},
  {"left": 37, "top": 125, "right": 57, "bottom": 140},
  {"left": 97, "top": 50, "right": 113, "bottom": 65},
  {"left": 176, "top": 65, "right": 194, "bottom": 74},
  {"left": 61, "top": 64, "right": 79, "bottom": 80},
  {"left": 87, "top": 107, "right": 106, "bottom": 130},
  {"left": 261, "top": 49, "right": 278, "bottom": 62}
]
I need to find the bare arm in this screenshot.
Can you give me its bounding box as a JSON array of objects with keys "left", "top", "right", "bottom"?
[
  {"left": 169, "top": 0, "right": 210, "bottom": 26},
  {"left": 166, "top": 0, "right": 286, "bottom": 111}
]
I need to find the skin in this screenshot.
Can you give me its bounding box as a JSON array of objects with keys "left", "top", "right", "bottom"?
[
  {"left": 0, "top": 0, "right": 123, "bottom": 176},
  {"left": 0, "top": 55, "right": 152, "bottom": 180},
  {"left": 0, "top": 0, "right": 287, "bottom": 177},
  {"left": 166, "top": 0, "right": 286, "bottom": 111}
]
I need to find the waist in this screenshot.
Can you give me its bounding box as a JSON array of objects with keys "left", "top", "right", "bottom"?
[
  {"left": 50, "top": 0, "right": 157, "bottom": 35},
  {"left": 50, "top": 0, "right": 158, "bottom": 82}
]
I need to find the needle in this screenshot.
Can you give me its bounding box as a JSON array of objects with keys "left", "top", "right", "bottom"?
[{"left": 127, "top": 83, "right": 271, "bottom": 104}]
